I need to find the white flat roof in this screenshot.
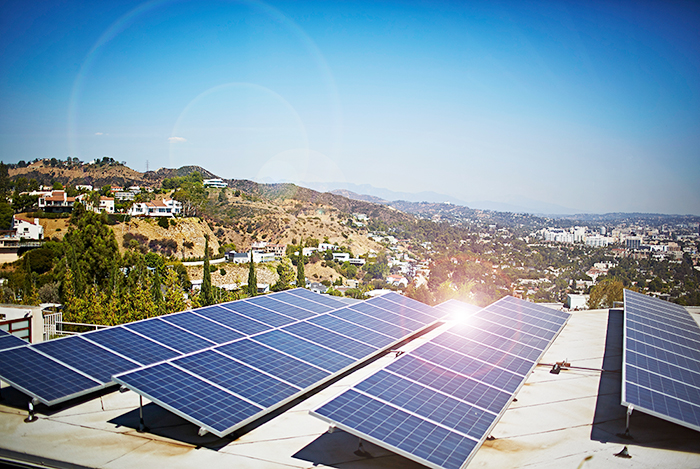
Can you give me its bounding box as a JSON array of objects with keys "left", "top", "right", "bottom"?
[{"left": 1, "top": 307, "right": 699, "bottom": 468}]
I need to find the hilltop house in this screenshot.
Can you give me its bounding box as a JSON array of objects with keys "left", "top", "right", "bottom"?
[
  {"left": 77, "top": 195, "right": 115, "bottom": 214},
  {"left": 38, "top": 190, "right": 75, "bottom": 213},
  {"left": 128, "top": 198, "right": 182, "bottom": 217},
  {"left": 203, "top": 178, "right": 227, "bottom": 188},
  {"left": 11, "top": 216, "right": 43, "bottom": 240}
]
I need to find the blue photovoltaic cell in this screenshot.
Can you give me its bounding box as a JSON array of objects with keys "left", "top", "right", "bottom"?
[
  {"left": 332, "top": 307, "right": 411, "bottom": 339},
  {"left": 247, "top": 295, "right": 316, "bottom": 320},
  {"left": 623, "top": 289, "right": 700, "bottom": 432},
  {"left": 433, "top": 299, "right": 482, "bottom": 320},
  {"left": 312, "top": 296, "right": 569, "bottom": 469},
  {"left": 431, "top": 334, "right": 533, "bottom": 376},
  {"left": 125, "top": 318, "right": 216, "bottom": 354},
  {"left": 350, "top": 301, "right": 425, "bottom": 331},
  {"left": 628, "top": 315, "right": 700, "bottom": 346},
  {"left": 500, "top": 296, "right": 569, "bottom": 324},
  {"left": 369, "top": 296, "right": 439, "bottom": 325},
  {"left": 174, "top": 350, "right": 299, "bottom": 407},
  {"left": 114, "top": 362, "right": 262, "bottom": 435},
  {"left": 386, "top": 354, "right": 512, "bottom": 413},
  {"left": 357, "top": 371, "right": 498, "bottom": 440},
  {"left": 196, "top": 305, "right": 271, "bottom": 335},
  {"left": 314, "top": 389, "right": 478, "bottom": 469},
  {"left": 287, "top": 287, "right": 347, "bottom": 309},
  {"left": 269, "top": 291, "right": 334, "bottom": 314},
  {"left": 283, "top": 321, "right": 378, "bottom": 359},
  {"left": 627, "top": 350, "right": 700, "bottom": 388},
  {"left": 627, "top": 321, "right": 700, "bottom": 358},
  {"left": 253, "top": 330, "right": 356, "bottom": 373},
  {"left": 85, "top": 327, "right": 180, "bottom": 365},
  {"left": 226, "top": 301, "right": 296, "bottom": 327},
  {"left": 217, "top": 339, "right": 330, "bottom": 389},
  {"left": 446, "top": 327, "right": 542, "bottom": 361},
  {"left": 0, "top": 332, "right": 26, "bottom": 351},
  {"left": 412, "top": 343, "right": 524, "bottom": 394},
  {"left": 161, "top": 312, "right": 244, "bottom": 344},
  {"left": 380, "top": 292, "right": 445, "bottom": 320},
  {"left": 34, "top": 336, "right": 139, "bottom": 383},
  {"left": 474, "top": 311, "right": 558, "bottom": 338},
  {"left": 0, "top": 346, "right": 101, "bottom": 404},
  {"left": 309, "top": 314, "right": 396, "bottom": 348}
]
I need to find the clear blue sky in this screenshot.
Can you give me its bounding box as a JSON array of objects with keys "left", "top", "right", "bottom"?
[{"left": 1, "top": 0, "right": 699, "bottom": 214}]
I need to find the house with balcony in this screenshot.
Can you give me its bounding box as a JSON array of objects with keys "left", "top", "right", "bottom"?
[
  {"left": 38, "top": 190, "right": 76, "bottom": 213},
  {"left": 127, "top": 198, "right": 182, "bottom": 217},
  {"left": 12, "top": 216, "right": 44, "bottom": 240}
]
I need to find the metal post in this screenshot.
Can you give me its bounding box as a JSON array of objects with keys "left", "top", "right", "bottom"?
[
  {"left": 24, "top": 400, "right": 38, "bottom": 423},
  {"left": 137, "top": 395, "right": 149, "bottom": 433},
  {"left": 617, "top": 404, "right": 634, "bottom": 439}
]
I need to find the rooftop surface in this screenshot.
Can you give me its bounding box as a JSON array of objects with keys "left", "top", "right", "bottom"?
[{"left": 1, "top": 306, "right": 700, "bottom": 468}]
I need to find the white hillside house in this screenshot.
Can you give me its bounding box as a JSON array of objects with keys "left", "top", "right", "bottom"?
[
  {"left": 128, "top": 198, "right": 182, "bottom": 217},
  {"left": 12, "top": 216, "right": 43, "bottom": 240}
]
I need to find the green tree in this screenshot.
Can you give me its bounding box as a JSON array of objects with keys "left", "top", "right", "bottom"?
[
  {"left": 247, "top": 251, "right": 257, "bottom": 296},
  {"left": 297, "top": 254, "right": 305, "bottom": 288},
  {"left": 201, "top": 236, "right": 213, "bottom": 306},
  {"left": 163, "top": 269, "right": 186, "bottom": 313},
  {"left": 61, "top": 211, "right": 120, "bottom": 297},
  {"left": 272, "top": 258, "right": 295, "bottom": 291},
  {"left": 588, "top": 279, "right": 625, "bottom": 309},
  {"left": 0, "top": 201, "right": 13, "bottom": 230}
]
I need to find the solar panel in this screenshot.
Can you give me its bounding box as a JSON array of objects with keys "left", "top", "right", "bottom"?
[
  {"left": 114, "top": 292, "right": 445, "bottom": 437},
  {"left": 161, "top": 312, "right": 244, "bottom": 344},
  {"left": 245, "top": 295, "right": 317, "bottom": 320},
  {"left": 0, "top": 346, "right": 101, "bottom": 405},
  {"left": 622, "top": 289, "right": 700, "bottom": 432},
  {"left": 0, "top": 329, "right": 27, "bottom": 351},
  {"left": 432, "top": 299, "right": 482, "bottom": 320},
  {"left": 0, "top": 288, "right": 349, "bottom": 407},
  {"left": 117, "top": 362, "right": 263, "bottom": 435},
  {"left": 33, "top": 336, "right": 140, "bottom": 383},
  {"left": 311, "top": 296, "right": 570, "bottom": 469}
]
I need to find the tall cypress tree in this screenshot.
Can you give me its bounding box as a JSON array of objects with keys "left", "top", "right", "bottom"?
[
  {"left": 297, "top": 255, "right": 305, "bottom": 288},
  {"left": 247, "top": 250, "right": 257, "bottom": 297},
  {"left": 201, "top": 235, "right": 213, "bottom": 306}
]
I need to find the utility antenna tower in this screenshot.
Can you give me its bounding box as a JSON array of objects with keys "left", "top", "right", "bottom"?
[{"left": 146, "top": 160, "right": 149, "bottom": 172}]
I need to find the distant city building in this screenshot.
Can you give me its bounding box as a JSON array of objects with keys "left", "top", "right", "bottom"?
[
  {"left": 626, "top": 237, "right": 642, "bottom": 250},
  {"left": 585, "top": 234, "right": 609, "bottom": 247}
]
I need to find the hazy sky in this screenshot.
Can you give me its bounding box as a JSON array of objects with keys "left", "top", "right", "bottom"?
[{"left": 1, "top": 0, "right": 699, "bottom": 214}]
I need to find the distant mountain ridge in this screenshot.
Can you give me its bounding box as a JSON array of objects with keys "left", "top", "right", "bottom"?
[{"left": 304, "top": 181, "right": 583, "bottom": 215}]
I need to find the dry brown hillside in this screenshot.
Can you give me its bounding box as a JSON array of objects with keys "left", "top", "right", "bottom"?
[
  {"left": 9, "top": 160, "right": 159, "bottom": 188},
  {"left": 113, "top": 217, "right": 219, "bottom": 258}
]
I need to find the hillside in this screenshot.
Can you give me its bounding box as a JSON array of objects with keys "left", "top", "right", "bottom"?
[{"left": 8, "top": 161, "right": 220, "bottom": 189}]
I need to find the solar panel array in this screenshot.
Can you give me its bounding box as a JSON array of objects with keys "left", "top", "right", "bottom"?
[
  {"left": 114, "top": 291, "right": 443, "bottom": 437},
  {"left": 0, "top": 329, "right": 27, "bottom": 351},
  {"left": 311, "top": 296, "right": 570, "bottom": 469},
  {"left": 0, "top": 289, "right": 346, "bottom": 406},
  {"left": 622, "top": 289, "right": 700, "bottom": 432}
]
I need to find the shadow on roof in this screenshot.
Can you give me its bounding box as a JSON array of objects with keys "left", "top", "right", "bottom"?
[
  {"left": 590, "top": 309, "right": 700, "bottom": 454},
  {"left": 0, "top": 383, "right": 117, "bottom": 417},
  {"left": 293, "top": 428, "right": 425, "bottom": 468},
  {"left": 108, "top": 402, "right": 234, "bottom": 450}
]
